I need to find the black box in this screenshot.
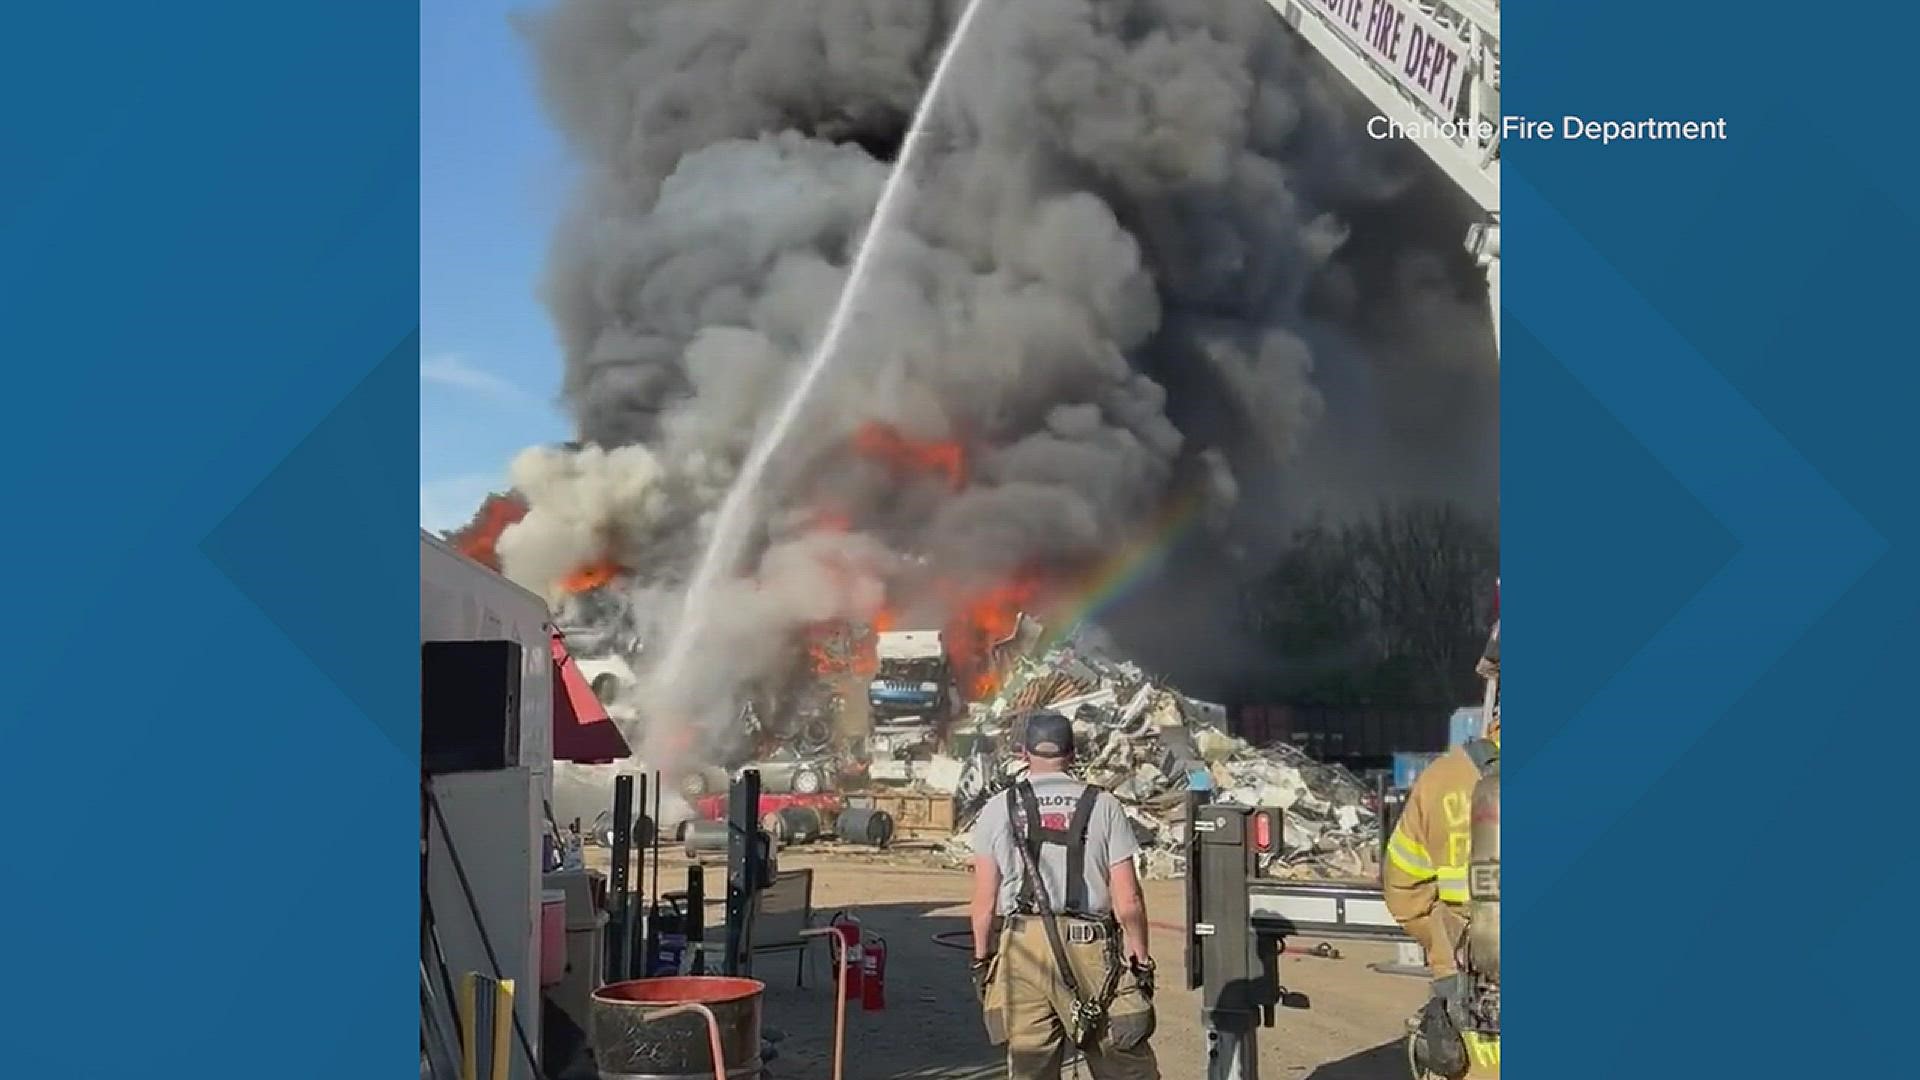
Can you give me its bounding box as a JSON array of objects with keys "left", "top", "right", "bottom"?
[{"left": 422, "top": 640, "right": 523, "bottom": 774}]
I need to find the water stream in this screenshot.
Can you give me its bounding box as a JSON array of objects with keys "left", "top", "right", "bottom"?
[{"left": 643, "top": 0, "right": 996, "bottom": 755}]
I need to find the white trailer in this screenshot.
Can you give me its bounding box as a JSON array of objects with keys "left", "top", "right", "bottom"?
[{"left": 419, "top": 530, "right": 553, "bottom": 1080}]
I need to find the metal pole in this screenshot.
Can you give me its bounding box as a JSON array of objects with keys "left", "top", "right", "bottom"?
[
  {"left": 800, "top": 928, "right": 850, "bottom": 1080},
  {"left": 609, "top": 774, "right": 634, "bottom": 982},
  {"left": 685, "top": 863, "right": 707, "bottom": 975},
  {"left": 636, "top": 771, "right": 650, "bottom": 978},
  {"left": 724, "top": 769, "right": 762, "bottom": 977},
  {"left": 651, "top": 770, "right": 663, "bottom": 905},
  {"left": 649, "top": 770, "right": 663, "bottom": 972},
  {"left": 1375, "top": 773, "right": 1391, "bottom": 872},
  {"left": 1190, "top": 800, "right": 1271, "bottom": 1080}
]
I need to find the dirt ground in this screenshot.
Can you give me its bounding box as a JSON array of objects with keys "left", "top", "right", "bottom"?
[{"left": 589, "top": 844, "right": 1425, "bottom": 1079}]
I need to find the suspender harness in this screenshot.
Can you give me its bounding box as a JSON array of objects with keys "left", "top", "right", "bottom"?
[
  {"left": 1004, "top": 780, "right": 1123, "bottom": 1048},
  {"left": 1009, "top": 781, "right": 1105, "bottom": 917}
]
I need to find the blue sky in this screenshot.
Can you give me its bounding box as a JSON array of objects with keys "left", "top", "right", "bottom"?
[{"left": 420, "top": 0, "right": 573, "bottom": 531}]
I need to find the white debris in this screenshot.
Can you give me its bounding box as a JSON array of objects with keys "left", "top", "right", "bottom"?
[
  {"left": 1194, "top": 728, "right": 1243, "bottom": 761},
  {"left": 919, "top": 755, "right": 966, "bottom": 795},
  {"left": 1118, "top": 684, "right": 1157, "bottom": 726},
  {"left": 934, "top": 634, "right": 1382, "bottom": 882},
  {"left": 1048, "top": 687, "right": 1120, "bottom": 718}
]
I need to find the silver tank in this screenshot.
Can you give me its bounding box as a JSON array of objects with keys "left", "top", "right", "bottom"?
[{"left": 1465, "top": 759, "right": 1500, "bottom": 982}]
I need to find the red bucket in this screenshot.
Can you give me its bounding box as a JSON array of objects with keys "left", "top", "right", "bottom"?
[
  {"left": 590, "top": 977, "right": 766, "bottom": 1077},
  {"left": 593, "top": 976, "right": 765, "bottom": 1005}
]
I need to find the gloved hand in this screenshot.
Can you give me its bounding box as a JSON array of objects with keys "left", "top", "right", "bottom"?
[
  {"left": 970, "top": 956, "right": 994, "bottom": 1001},
  {"left": 1128, "top": 956, "right": 1156, "bottom": 1000},
  {"left": 1410, "top": 995, "right": 1470, "bottom": 1080},
  {"left": 1431, "top": 906, "right": 1469, "bottom": 971}
]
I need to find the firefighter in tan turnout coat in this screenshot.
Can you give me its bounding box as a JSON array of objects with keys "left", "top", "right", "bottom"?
[{"left": 1386, "top": 619, "right": 1501, "bottom": 1078}]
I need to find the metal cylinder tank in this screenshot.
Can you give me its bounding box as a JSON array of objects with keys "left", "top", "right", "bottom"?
[
  {"left": 1466, "top": 761, "right": 1500, "bottom": 981},
  {"left": 835, "top": 807, "right": 895, "bottom": 847},
  {"left": 590, "top": 976, "right": 764, "bottom": 1080},
  {"left": 762, "top": 805, "right": 823, "bottom": 845},
  {"left": 682, "top": 819, "right": 729, "bottom": 859}
]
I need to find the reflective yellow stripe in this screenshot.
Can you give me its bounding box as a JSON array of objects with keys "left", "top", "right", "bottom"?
[
  {"left": 1436, "top": 867, "right": 1469, "bottom": 904},
  {"left": 1388, "top": 847, "right": 1432, "bottom": 880},
  {"left": 1388, "top": 832, "right": 1433, "bottom": 877},
  {"left": 1392, "top": 830, "right": 1432, "bottom": 864},
  {"left": 1464, "top": 1031, "right": 1500, "bottom": 1069}
]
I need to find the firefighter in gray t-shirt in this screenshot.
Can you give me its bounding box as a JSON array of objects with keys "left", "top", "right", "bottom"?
[{"left": 969, "top": 711, "right": 1160, "bottom": 1079}]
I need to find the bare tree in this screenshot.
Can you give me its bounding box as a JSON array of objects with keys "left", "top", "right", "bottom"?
[
  {"left": 1242, "top": 501, "right": 1497, "bottom": 705},
  {"left": 1345, "top": 501, "right": 1498, "bottom": 704}
]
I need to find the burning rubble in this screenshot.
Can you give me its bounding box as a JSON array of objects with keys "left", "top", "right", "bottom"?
[
  {"left": 460, "top": 0, "right": 1497, "bottom": 782},
  {"left": 853, "top": 421, "right": 967, "bottom": 492},
  {"left": 929, "top": 632, "right": 1382, "bottom": 881},
  {"left": 460, "top": 428, "right": 1383, "bottom": 882}
]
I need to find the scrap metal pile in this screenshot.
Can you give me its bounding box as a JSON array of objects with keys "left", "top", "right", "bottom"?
[{"left": 923, "top": 639, "right": 1382, "bottom": 882}]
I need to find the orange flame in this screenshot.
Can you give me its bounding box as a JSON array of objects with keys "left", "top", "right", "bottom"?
[
  {"left": 803, "top": 613, "right": 893, "bottom": 678},
  {"left": 803, "top": 624, "right": 845, "bottom": 676},
  {"left": 942, "top": 572, "right": 1048, "bottom": 699},
  {"left": 558, "top": 557, "right": 621, "bottom": 595},
  {"left": 852, "top": 422, "right": 966, "bottom": 491},
  {"left": 794, "top": 565, "right": 1047, "bottom": 701},
  {"left": 858, "top": 607, "right": 897, "bottom": 674},
  {"left": 447, "top": 493, "right": 528, "bottom": 571}
]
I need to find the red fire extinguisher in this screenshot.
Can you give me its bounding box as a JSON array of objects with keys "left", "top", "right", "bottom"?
[
  {"left": 860, "top": 932, "right": 887, "bottom": 1011},
  {"left": 829, "top": 911, "right": 863, "bottom": 1000}
]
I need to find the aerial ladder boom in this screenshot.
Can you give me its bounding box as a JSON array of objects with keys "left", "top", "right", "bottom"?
[
  {"left": 1187, "top": 11, "right": 1502, "bottom": 1078},
  {"left": 1268, "top": 0, "right": 1501, "bottom": 354}
]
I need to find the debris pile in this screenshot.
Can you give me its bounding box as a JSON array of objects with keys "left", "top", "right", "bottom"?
[{"left": 921, "top": 639, "right": 1381, "bottom": 882}]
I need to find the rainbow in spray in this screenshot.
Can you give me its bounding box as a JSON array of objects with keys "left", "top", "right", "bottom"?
[{"left": 1033, "top": 484, "right": 1214, "bottom": 648}]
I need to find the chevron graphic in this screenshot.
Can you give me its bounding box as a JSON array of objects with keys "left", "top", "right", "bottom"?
[
  {"left": 200, "top": 333, "right": 421, "bottom": 758},
  {"left": 1503, "top": 174, "right": 1886, "bottom": 913}
]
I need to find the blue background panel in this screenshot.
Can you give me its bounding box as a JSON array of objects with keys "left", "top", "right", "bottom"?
[
  {"left": 2, "top": 0, "right": 1917, "bottom": 1076},
  {"left": 1507, "top": 3, "right": 1918, "bottom": 1077},
  {"left": 0, "top": 3, "right": 417, "bottom": 1077}
]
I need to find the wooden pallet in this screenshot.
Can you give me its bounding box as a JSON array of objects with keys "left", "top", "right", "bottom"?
[{"left": 843, "top": 791, "right": 959, "bottom": 838}]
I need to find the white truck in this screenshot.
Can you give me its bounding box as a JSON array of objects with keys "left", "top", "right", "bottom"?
[
  {"left": 867, "top": 630, "right": 958, "bottom": 720},
  {"left": 865, "top": 629, "right": 961, "bottom": 782},
  {"left": 419, "top": 530, "right": 553, "bottom": 1080}
]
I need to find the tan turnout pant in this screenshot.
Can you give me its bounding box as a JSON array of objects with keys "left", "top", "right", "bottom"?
[{"left": 981, "top": 918, "right": 1159, "bottom": 1080}]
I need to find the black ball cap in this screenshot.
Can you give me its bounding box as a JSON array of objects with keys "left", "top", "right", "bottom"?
[{"left": 1023, "top": 711, "right": 1074, "bottom": 758}]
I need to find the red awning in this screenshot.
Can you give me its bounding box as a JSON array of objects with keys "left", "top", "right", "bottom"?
[{"left": 551, "top": 629, "right": 632, "bottom": 764}]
